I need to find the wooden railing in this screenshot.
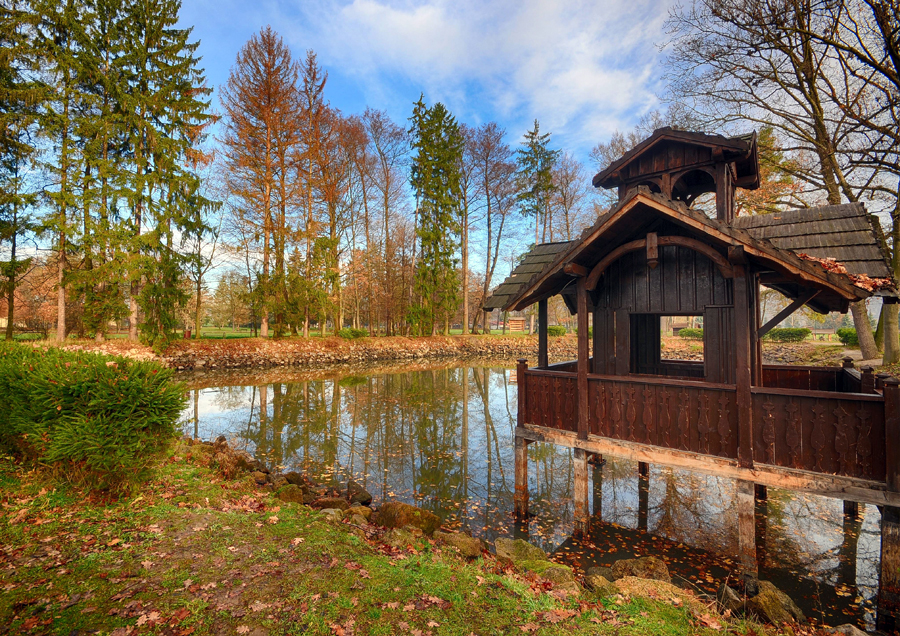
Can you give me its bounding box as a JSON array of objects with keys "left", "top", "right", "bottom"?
[
  {"left": 518, "top": 361, "right": 891, "bottom": 484},
  {"left": 587, "top": 375, "right": 738, "bottom": 459},
  {"left": 751, "top": 387, "right": 885, "bottom": 481}
]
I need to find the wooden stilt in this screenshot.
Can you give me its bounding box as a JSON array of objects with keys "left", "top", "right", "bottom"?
[
  {"left": 514, "top": 436, "right": 529, "bottom": 519},
  {"left": 638, "top": 464, "right": 649, "bottom": 531},
  {"left": 737, "top": 480, "right": 758, "bottom": 586},
  {"left": 574, "top": 448, "right": 590, "bottom": 535},
  {"left": 754, "top": 483, "right": 767, "bottom": 571},
  {"left": 879, "top": 506, "right": 900, "bottom": 631},
  {"left": 592, "top": 456, "right": 603, "bottom": 520},
  {"left": 844, "top": 500, "right": 860, "bottom": 520}
]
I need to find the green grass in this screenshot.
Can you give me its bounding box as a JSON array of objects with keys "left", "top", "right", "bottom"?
[{"left": 0, "top": 442, "right": 783, "bottom": 635}]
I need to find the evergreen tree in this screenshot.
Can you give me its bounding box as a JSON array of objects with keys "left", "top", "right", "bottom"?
[
  {"left": 33, "top": 0, "right": 94, "bottom": 341},
  {"left": 408, "top": 96, "right": 463, "bottom": 335},
  {"left": 119, "top": 0, "right": 213, "bottom": 350},
  {"left": 516, "top": 120, "right": 559, "bottom": 245},
  {"left": 0, "top": 1, "right": 42, "bottom": 340}
]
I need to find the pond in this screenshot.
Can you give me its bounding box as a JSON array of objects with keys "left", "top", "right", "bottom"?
[{"left": 179, "top": 362, "right": 879, "bottom": 629}]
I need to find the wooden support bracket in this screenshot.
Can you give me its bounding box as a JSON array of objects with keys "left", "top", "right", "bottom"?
[
  {"left": 563, "top": 262, "right": 589, "bottom": 278},
  {"left": 757, "top": 290, "right": 820, "bottom": 338}
]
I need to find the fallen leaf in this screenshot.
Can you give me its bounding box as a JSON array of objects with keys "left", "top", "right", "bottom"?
[{"left": 236, "top": 627, "right": 250, "bottom": 635}]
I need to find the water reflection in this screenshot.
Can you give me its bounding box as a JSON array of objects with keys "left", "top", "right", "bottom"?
[{"left": 180, "top": 363, "right": 879, "bottom": 628}]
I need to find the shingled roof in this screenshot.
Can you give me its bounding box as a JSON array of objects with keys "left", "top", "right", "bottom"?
[
  {"left": 482, "top": 241, "right": 573, "bottom": 310},
  {"left": 732, "top": 203, "right": 892, "bottom": 279}
]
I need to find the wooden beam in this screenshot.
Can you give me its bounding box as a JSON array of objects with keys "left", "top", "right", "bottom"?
[
  {"left": 886, "top": 378, "right": 900, "bottom": 492},
  {"left": 564, "top": 262, "right": 589, "bottom": 278},
  {"left": 757, "top": 290, "right": 820, "bottom": 338},
  {"left": 538, "top": 300, "right": 548, "bottom": 368},
  {"left": 646, "top": 232, "right": 659, "bottom": 269},
  {"left": 577, "top": 278, "right": 590, "bottom": 440},
  {"left": 734, "top": 266, "right": 754, "bottom": 468},
  {"left": 736, "top": 480, "right": 758, "bottom": 580},
  {"left": 517, "top": 424, "right": 900, "bottom": 507}
]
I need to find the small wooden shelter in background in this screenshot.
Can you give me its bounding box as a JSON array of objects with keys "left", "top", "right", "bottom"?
[{"left": 487, "top": 128, "right": 900, "bottom": 627}]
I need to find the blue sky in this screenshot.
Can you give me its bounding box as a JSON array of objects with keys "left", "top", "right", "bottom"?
[{"left": 177, "top": 0, "right": 672, "bottom": 163}]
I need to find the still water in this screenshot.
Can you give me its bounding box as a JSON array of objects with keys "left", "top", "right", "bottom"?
[{"left": 179, "top": 362, "right": 879, "bottom": 628}]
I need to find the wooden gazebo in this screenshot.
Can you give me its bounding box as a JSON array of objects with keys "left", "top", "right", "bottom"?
[{"left": 490, "top": 128, "right": 900, "bottom": 624}]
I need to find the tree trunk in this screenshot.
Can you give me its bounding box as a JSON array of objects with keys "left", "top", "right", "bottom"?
[
  {"left": 875, "top": 304, "right": 885, "bottom": 351},
  {"left": 884, "top": 303, "right": 900, "bottom": 365},
  {"left": 850, "top": 300, "right": 878, "bottom": 360}
]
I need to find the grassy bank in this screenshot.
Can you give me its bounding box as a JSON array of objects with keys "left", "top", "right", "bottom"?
[{"left": 0, "top": 441, "right": 791, "bottom": 636}]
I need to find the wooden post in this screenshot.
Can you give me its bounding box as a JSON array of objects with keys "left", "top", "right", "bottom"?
[
  {"left": 879, "top": 505, "right": 900, "bottom": 631},
  {"left": 592, "top": 457, "right": 603, "bottom": 521},
  {"left": 842, "top": 356, "right": 855, "bottom": 369},
  {"left": 733, "top": 266, "right": 754, "bottom": 468},
  {"left": 538, "top": 300, "right": 549, "bottom": 368},
  {"left": 886, "top": 379, "right": 900, "bottom": 492},
  {"left": 862, "top": 366, "right": 876, "bottom": 394},
  {"left": 882, "top": 379, "right": 900, "bottom": 628},
  {"left": 878, "top": 373, "right": 892, "bottom": 391},
  {"left": 516, "top": 358, "right": 527, "bottom": 428},
  {"left": 514, "top": 436, "right": 529, "bottom": 519},
  {"left": 754, "top": 484, "right": 767, "bottom": 501},
  {"left": 638, "top": 464, "right": 649, "bottom": 531},
  {"left": 577, "top": 278, "right": 589, "bottom": 440},
  {"left": 574, "top": 448, "right": 590, "bottom": 535},
  {"left": 844, "top": 500, "right": 860, "bottom": 519},
  {"left": 737, "top": 479, "right": 758, "bottom": 584}
]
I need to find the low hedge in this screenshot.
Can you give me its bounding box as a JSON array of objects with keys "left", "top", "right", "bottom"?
[
  {"left": 764, "top": 327, "right": 811, "bottom": 343},
  {"left": 547, "top": 325, "right": 567, "bottom": 337},
  {"left": 677, "top": 328, "right": 704, "bottom": 340},
  {"left": 337, "top": 327, "right": 369, "bottom": 339},
  {"left": 836, "top": 327, "right": 858, "bottom": 346},
  {"left": 0, "top": 343, "right": 186, "bottom": 491}
]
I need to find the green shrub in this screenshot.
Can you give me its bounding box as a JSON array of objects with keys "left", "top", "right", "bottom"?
[
  {"left": 337, "top": 327, "right": 369, "bottom": 339},
  {"left": 13, "top": 333, "right": 44, "bottom": 342},
  {"left": 836, "top": 327, "right": 858, "bottom": 346},
  {"left": 573, "top": 327, "right": 593, "bottom": 338},
  {"left": 0, "top": 343, "right": 186, "bottom": 491},
  {"left": 764, "top": 327, "right": 811, "bottom": 343},
  {"left": 678, "top": 327, "right": 704, "bottom": 340},
  {"left": 547, "top": 325, "right": 567, "bottom": 337}
]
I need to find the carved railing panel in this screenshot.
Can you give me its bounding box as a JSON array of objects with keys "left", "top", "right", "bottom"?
[
  {"left": 522, "top": 371, "right": 578, "bottom": 433},
  {"left": 751, "top": 389, "right": 886, "bottom": 481},
  {"left": 588, "top": 376, "right": 738, "bottom": 459}
]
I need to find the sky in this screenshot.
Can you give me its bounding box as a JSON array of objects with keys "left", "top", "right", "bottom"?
[{"left": 176, "top": 0, "right": 673, "bottom": 164}]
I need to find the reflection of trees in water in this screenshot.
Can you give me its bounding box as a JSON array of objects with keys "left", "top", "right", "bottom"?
[
  {"left": 764, "top": 493, "right": 875, "bottom": 591},
  {"left": 181, "top": 364, "right": 880, "bottom": 613},
  {"left": 181, "top": 365, "right": 581, "bottom": 544}
]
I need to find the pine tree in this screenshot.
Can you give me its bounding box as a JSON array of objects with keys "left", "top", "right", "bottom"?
[
  {"left": 516, "top": 120, "right": 559, "bottom": 245},
  {"left": 33, "top": 0, "right": 94, "bottom": 341},
  {"left": 119, "top": 0, "right": 213, "bottom": 350},
  {"left": 0, "top": 1, "right": 42, "bottom": 340},
  {"left": 408, "top": 96, "right": 463, "bottom": 335}
]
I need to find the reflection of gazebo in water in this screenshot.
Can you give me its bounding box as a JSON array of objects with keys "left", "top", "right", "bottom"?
[{"left": 486, "top": 128, "right": 900, "bottom": 628}]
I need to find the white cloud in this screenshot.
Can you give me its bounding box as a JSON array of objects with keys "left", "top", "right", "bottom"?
[
  {"left": 283, "top": 0, "right": 670, "bottom": 153},
  {"left": 180, "top": 0, "right": 671, "bottom": 156}
]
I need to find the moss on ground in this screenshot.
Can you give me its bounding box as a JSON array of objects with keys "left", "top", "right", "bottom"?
[{"left": 0, "top": 442, "right": 796, "bottom": 635}]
